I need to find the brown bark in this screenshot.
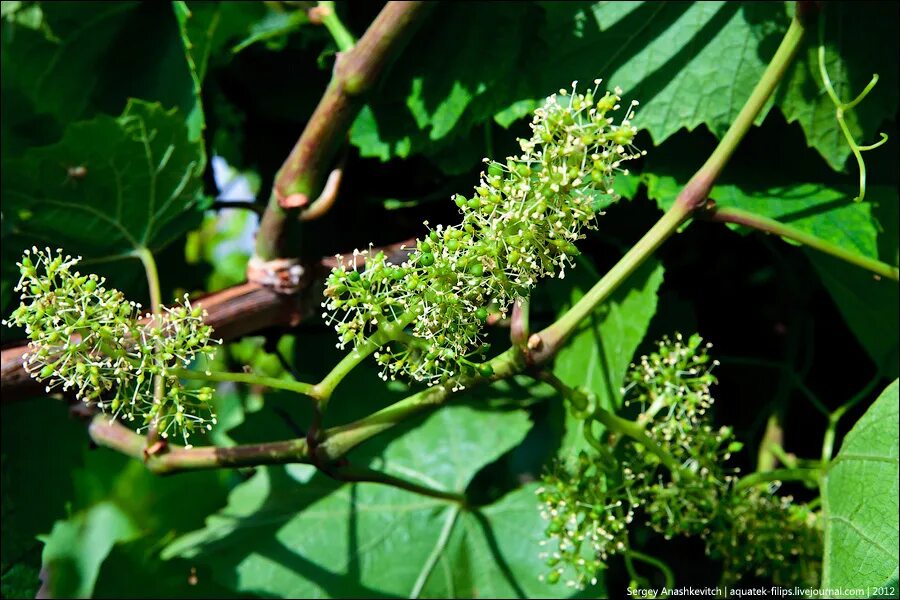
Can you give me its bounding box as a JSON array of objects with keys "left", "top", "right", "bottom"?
[{"left": 1, "top": 240, "right": 415, "bottom": 403}]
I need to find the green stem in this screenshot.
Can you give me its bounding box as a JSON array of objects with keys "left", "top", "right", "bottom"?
[
  {"left": 821, "top": 416, "right": 839, "bottom": 467},
  {"left": 171, "top": 367, "right": 316, "bottom": 398},
  {"left": 410, "top": 505, "right": 461, "bottom": 599},
  {"left": 536, "top": 370, "right": 592, "bottom": 413},
  {"left": 134, "top": 245, "right": 164, "bottom": 447},
  {"left": 317, "top": 1, "right": 356, "bottom": 52},
  {"left": 538, "top": 371, "right": 681, "bottom": 474},
  {"left": 92, "top": 346, "right": 523, "bottom": 476},
  {"left": 256, "top": 1, "right": 431, "bottom": 260},
  {"left": 734, "top": 467, "right": 819, "bottom": 491},
  {"left": 312, "top": 343, "right": 379, "bottom": 407},
  {"left": 706, "top": 205, "right": 899, "bottom": 281},
  {"left": 332, "top": 464, "right": 466, "bottom": 505},
  {"left": 313, "top": 313, "right": 414, "bottom": 407},
  {"left": 701, "top": 16, "right": 806, "bottom": 184},
  {"left": 533, "top": 201, "right": 692, "bottom": 361},
  {"left": 767, "top": 442, "right": 800, "bottom": 469},
  {"left": 320, "top": 384, "right": 449, "bottom": 457},
  {"left": 591, "top": 408, "right": 681, "bottom": 475},
  {"left": 134, "top": 246, "right": 161, "bottom": 313},
  {"left": 627, "top": 549, "right": 675, "bottom": 590},
  {"left": 821, "top": 375, "right": 882, "bottom": 463},
  {"left": 88, "top": 415, "right": 310, "bottom": 474},
  {"left": 756, "top": 414, "right": 783, "bottom": 472}
]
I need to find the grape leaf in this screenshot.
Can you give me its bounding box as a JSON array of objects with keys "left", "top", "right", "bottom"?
[
  {"left": 417, "top": 483, "right": 597, "bottom": 598},
  {"left": 778, "top": 3, "right": 898, "bottom": 170},
  {"left": 0, "top": 1, "right": 52, "bottom": 36},
  {"left": 67, "top": 449, "right": 233, "bottom": 600},
  {"left": 3, "top": 99, "right": 204, "bottom": 263},
  {"left": 0, "top": 2, "right": 138, "bottom": 132},
  {"left": 1, "top": 2, "right": 208, "bottom": 158},
  {"left": 1, "top": 399, "right": 86, "bottom": 591},
  {"left": 351, "top": 2, "right": 790, "bottom": 173},
  {"left": 809, "top": 254, "right": 900, "bottom": 379},
  {"left": 164, "top": 403, "right": 580, "bottom": 598},
  {"left": 172, "top": 1, "right": 273, "bottom": 143},
  {"left": 822, "top": 379, "right": 899, "bottom": 592},
  {"left": 550, "top": 257, "right": 665, "bottom": 456},
  {"left": 353, "top": 2, "right": 899, "bottom": 178},
  {"left": 505, "top": 2, "right": 786, "bottom": 141},
  {"left": 173, "top": 1, "right": 212, "bottom": 144},
  {"left": 641, "top": 135, "right": 898, "bottom": 376},
  {"left": 39, "top": 502, "right": 139, "bottom": 599},
  {"left": 349, "top": 2, "right": 542, "bottom": 173}
]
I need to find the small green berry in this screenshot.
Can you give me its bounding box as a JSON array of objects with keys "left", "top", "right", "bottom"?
[{"left": 477, "top": 363, "right": 494, "bottom": 377}]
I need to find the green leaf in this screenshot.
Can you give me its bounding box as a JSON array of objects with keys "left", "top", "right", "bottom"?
[
  {"left": 1, "top": 563, "right": 40, "bottom": 599},
  {"left": 778, "top": 3, "right": 898, "bottom": 170},
  {"left": 68, "top": 449, "right": 234, "bottom": 600},
  {"left": 642, "top": 140, "right": 898, "bottom": 377},
  {"left": 39, "top": 502, "right": 139, "bottom": 599},
  {"left": 418, "top": 484, "right": 599, "bottom": 598},
  {"left": 349, "top": 2, "right": 542, "bottom": 173},
  {"left": 507, "top": 2, "right": 786, "bottom": 142},
  {"left": 1, "top": 399, "right": 86, "bottom": 588},
  {"left": 230, "top": 5, "right": 310, "bottom": 54},
  {"left": 822, "top": 379, "right": 899, "bottom": 593},
  {"left": 0, "top": 2, "right": 139, "bottom": 131},
  {"left": 172, "top": 1, "right": 272, "bottom": 144},
  {"left": 173, "top": 1, "right": 211, "bottom": 145},
  {"left": 352, "top": 2, "right": 791, "bottom": 172},
  {"left": 3, "top": 99, "right": 203, "bottom": 262},
  {"left": 0, "top": 1, "right": 52, "bottom": 34},
  {"left": 809, "top": 254, "right": 899, "bottom": 379},
  {"left": 551, "top": 257, "right": 665, "bottom": 456},
  {"left": 354, "top": 3, "right": 898, "bottom": 179},
  {"left": 165, "top": 402, "right": 576, "bottom": 598}
]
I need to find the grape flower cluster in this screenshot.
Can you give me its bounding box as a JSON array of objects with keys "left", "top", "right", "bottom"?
[
  {"left": 322, "top": 80, "right": 644, "bottom": 385},
  {"left": 3, "top": 247, "right": 220, "bottom": 445},
  {"left": 537, "top": 334, "right": 821, "bottom": 590}
]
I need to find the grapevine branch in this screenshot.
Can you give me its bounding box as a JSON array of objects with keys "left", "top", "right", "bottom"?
[
  {"left": 60, "top": 11, "right": 809, "bottom": 475},
  {"left": 8, "top": 10, "right": 839, "bottom": 499},
  {"left": 530, "top": 14, "right": 808, "bottom": 362},
  {"left": 1, "top": 240, "right": 414, "bottom": 402},
  {"left": 702, "top": 204, "right": 899, "bottom": 281},
  {"left": 255, "top": 1, "right": 432, "bottom": 261}
]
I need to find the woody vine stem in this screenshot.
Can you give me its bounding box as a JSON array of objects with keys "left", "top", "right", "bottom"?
[
  {"left": 5, "top": 3, "right": 894, "bottom": 514},
  {"left": 87, "top": 11, "right": 817, "bottom": 480}
]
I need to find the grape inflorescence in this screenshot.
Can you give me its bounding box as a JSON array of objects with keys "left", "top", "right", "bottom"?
[{"left": 322, "top": 80, "right": 644, "bottom": 385}]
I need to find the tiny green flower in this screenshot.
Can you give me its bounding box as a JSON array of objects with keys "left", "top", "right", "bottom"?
[
  {"left": 536, "top": 334, "right": 821, "bottom": 589},
  {"left": 322, "top": 80, "right": 645, "bottom": 385},
  {"left": 3, "top": 247, "right": 221, "bottom": 445}
]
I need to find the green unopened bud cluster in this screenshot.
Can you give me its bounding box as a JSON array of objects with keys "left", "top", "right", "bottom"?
[
  {"left": 323, "top": 80, "right": 644, "bottom": 385},
  {"left": 621, "top": 334, "right": 734, "bottom": 538},
  {"left": 4, "top": 247, "right": 220, "bottom": 445},
  {"left": 536, "top": 452, "right": 638, "bottom": 589},
  {"left": 708, "top": 486, "right": 821, "bottom": 588},
  {"left": 538, "top": 334, "right": 821, "bottom": 589}
]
